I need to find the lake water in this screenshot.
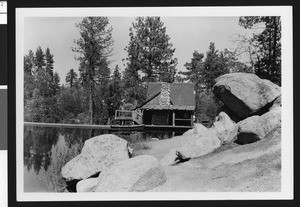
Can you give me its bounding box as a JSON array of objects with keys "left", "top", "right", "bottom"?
[{"left": 24, "top": 126, "right": 184, "bottom": 192}]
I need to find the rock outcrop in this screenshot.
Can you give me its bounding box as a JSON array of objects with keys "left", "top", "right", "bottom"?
[
  {"left": 212, "top": 112, "right": 238, "bottom": 144},
  {"left": 236, "top": 107, "right": 281, "bottom": 144},
  {"left": 62, "top": 134, "right": 129, "bottom": 181},
  {"left": 213, "top": 73, "right": 281, "bottom": 119},
  {"left": 95, "top": 155, "right": 166, "bottom": 192}
]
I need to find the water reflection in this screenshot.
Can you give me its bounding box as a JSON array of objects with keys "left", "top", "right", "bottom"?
[
  {"left": 24, "top": 127, "right": 59, "bottom": 174},
  {"left": 24, "top": 126, "right": 183, "bottom": 192}
]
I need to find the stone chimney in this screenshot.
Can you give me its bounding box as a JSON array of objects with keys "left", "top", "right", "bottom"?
[{"left": 159, "top": 82, "right": 171, "bottom": 105}]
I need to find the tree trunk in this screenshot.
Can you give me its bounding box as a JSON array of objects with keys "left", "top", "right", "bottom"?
[
  {"left": 89, "top": 81, "right": 93, "bottom": 125},
  {"left": 272, "top": 17, "right": 278, "bottom": 78}
]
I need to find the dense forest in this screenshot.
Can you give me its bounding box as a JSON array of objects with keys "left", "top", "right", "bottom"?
[{"left": 24, "top": 16, "right": 281, "bottom": 125}]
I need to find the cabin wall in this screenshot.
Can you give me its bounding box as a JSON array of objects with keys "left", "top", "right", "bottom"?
[
  {"left": 174, "top": 110, "right": 193, "bottom": 126},
  {"left": 151, "top": 111, "right": 169, "bottom": 125},
  {"left": 143, "top": 109, "right": 194, "bottom": 126}
]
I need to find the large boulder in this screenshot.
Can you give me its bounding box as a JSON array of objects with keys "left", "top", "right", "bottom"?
[
  {"left": 76, "top": 178, "right": 98, "bottom": 192},
  {"left": 212, "top": 112, "right": 238, "bottom": 144},
  {"left": 160, "top": 148, "right": 179, "bottom": 166},
  {"left": 95, "top": 155, "right": 166, "bottom": 192},
  {"left": 213, "top": 73, "right": 281, "bottom": 119},
  {"left": 269, "top": 95, "right": 281, "bottom": 111},
  {"left": 178, "top": 128, "right": 222, "bottom": 159},
  {"left": 236, "top": 107, "right": 281, "bottom": 144},
  {"left": 183, "top": 123, "right": 208, "bottom": 136},
  {"left": 62, "top": 134, "right": 129, "bottom": 181}
]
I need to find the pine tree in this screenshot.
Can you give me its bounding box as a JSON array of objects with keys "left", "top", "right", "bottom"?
[
  {"left": 108, "top": 65, "right": 123, "bottom": 120},
  {"left": 203, "top": 42, "right": 230, "bottom": 89},
  {"left": 123, "top": 29, "right": 146, "bottom": 105},
  {"left": 180, "top": 51, "right": 205, "bottom": 88},
  {"left": 24, "top": 50, "right": 35, "bottom": 75},
  {"left": 179, "top": 51, "right": 205, "bottom": 120},
  {"left": 45, "top": 47, "right": 54, "bottom": 77},
  {"left": 126, "top": 17, "right": 178, "bottom": 83},
  {"left": 73, "top": 17, "right": 113, "bottom": 124},
  {"left": 24, "top": 50, "right": 35, "bottom": 99},
  {"left": 52, "top": 72, "right": 60, "bottom": 95},
  {"left": 239, "top": 16, "right": 281, "bottom": 85},
  {"left": 65, "top": 69, "right": 78, "bottom": 88}
]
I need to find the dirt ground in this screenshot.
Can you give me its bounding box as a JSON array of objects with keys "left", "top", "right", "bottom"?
[{"left": 132, "top": 128, "right": 281, "bottom": 192}]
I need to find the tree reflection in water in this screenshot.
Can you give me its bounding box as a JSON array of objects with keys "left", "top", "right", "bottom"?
[
  {"left": 23, "top": 127, "right": 108, "bottom": 192},
  {"left": 23, "top": 127, "right": 179, "bottom": 192}
]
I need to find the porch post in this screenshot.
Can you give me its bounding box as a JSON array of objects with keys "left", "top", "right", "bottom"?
[{"left": 172, "top": 111, "right": 175, "bottom": 126}]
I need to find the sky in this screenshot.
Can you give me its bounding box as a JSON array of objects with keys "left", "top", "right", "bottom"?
[{"left": 24, "top": 17, "right": 253, "bottom": 84}]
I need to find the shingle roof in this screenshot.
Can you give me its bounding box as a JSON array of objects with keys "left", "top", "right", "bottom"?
[{"left": 139, "top": 82, "right": 195, "bottom": 110}]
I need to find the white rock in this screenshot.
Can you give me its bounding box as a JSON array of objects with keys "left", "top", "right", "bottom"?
[
  {"left": 212, "top": 112, "right": 238, "bottom": 143},
  {"left": 237, "top": 107, "right": 281, "bottom": 141},
  {"left": 95, "top": 155, "right": 166, "bottom": 192},
  {"left": 62, "top": 134, "right": 129, "bottom": 181},
  {"left": 193, "top": 123, "right": 208, "bottom": 134},
  {"left": 76, "top": 178, "right": 99, "bottom": 192},
  {"left": 183, "top": 123, "right": 208, "bottom": 136},
  {"left": 160, "top": 148, "right": 179, "bottom": 166},
  {"left": 183, "top": 129, "right": 194, "bottom": 136}
]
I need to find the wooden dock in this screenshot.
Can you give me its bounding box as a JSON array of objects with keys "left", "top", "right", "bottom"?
[
  {"left": 24, "top": 122, "right": 192, "bottom": 132},
  {"left": 24, "top": 122, "right": 111, "bottom": 129}
]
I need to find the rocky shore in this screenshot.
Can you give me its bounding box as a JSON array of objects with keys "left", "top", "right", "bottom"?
[{"left": 61, "top": 73, "right": 281, "bottom": 192}]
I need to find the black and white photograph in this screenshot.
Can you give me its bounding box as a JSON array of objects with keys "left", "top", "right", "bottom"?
[{"left": 16, "top": 7, "right": 293, "bottom": 201}]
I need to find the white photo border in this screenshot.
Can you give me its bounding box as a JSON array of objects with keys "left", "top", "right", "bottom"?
[{"left": 16, "top": 6, "right": 293, "bottom": 201}]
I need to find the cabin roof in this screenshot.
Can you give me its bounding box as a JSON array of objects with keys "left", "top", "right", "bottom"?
[{"left": 138, "top": 82, "right": 195, "bottom": 111}]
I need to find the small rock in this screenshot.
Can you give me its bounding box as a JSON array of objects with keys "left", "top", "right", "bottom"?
[
  {"left": 95, "top": 155, "right": 167, "bottom": 192},
  {"left": 76, "top": 178, "right": 99, "bottom": 192}
]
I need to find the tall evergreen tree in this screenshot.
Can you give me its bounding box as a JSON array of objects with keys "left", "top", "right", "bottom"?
[
  {"left": 52, "top": 72, "right": 60, "bottom": 95},
  {"left": 179, "top": 51, "right": 205, "bottom": 120},
  {"left": 126, "top": 17, "right": 178, "bottom": 83},
  {"left": 107, "top": 65, "right": 123, "bottom": 120},
  {"left": 24, "top": 50, "right": 35, "bottom": 99},
  {"left": 65, "top": 69, "right": 78, "bottom": 88},
  {"left": 73, "top": 17, "right": 113, "bottom": 124},
  {"left": 239, "top": 16, "right": 281, "bottom": 85},
  {"left": 203, "top": 42, "right": 230, "bottom": 89},
  {"left": 45, "top": 47, "right": 54, "bottom": 77},
  {"left": 34, "top": 46, "right": 46, "bottom": 73},
  {"left": 123, "top": 29, "right": 146, "bottom": 105},
  {"left": 24, "top": 50, "right": 35, "bottom": 76},
  {"left": 180, "top": 51, "right": 205, "bottom": 88}
]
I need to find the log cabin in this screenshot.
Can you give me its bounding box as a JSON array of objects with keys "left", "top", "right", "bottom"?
[{"left": 136, "top": 82, "right": 195, "bottom": 127}]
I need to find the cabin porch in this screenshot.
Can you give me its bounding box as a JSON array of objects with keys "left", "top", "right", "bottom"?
[{"left": 143, "top": 109, "right": 194, "bottom": 127}]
